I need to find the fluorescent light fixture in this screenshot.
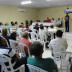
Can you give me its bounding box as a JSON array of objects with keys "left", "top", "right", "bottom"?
[
  {"left": 21, "top": 1, "right": 32, "bottom": 5},
  {"left": 46, "top": 0, "right": 51, "bottom": 1}
]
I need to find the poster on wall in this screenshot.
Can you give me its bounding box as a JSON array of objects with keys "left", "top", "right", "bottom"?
[{"left": 64, "top": 9, "right": 72, "bottom": 13}]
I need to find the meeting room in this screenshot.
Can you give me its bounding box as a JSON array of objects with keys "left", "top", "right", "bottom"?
[{"left": 0, "top": 0, "right": 72, "bottom": 72}]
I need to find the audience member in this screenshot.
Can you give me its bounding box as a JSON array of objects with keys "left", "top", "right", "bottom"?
[
  {"left": 4, "top": 22, "right": 10, "bottom": 30},
  {"left": 15, "top": 21, "right": 18, "bottom": 27},
  {"left": 39, "top": 24, "right": 48, "bottom": 39},
  {"left": 11, "top": 21, "right": 14, "bottom": 26},
  {"left": 10, "top": 23, "right": 17, "bottom": 33},
  {"left": 57, "top": 18, "right": 62, "bottom": 27},
  {"left": 0, "top": 22, "right": 2, "bottom": 26},
  {"left": 0, "top": 36, "right": 28, "bottom": 72},
  {"left": 27, "top": 41, "right": 58, "bottom": 72},
  {"left": 49, "top": 30, "right": 68, "bottom": 54},
  {"left": 10, "top": 32, "right": 18, "bottom": 40},
  {"left": 20, "top": 32, "right": 31, "bottom": 55},
  {"left": 21, "top": 22, "right": 25, "bottom": 28},
  {"left": 51, "top": 18, "right": 56, "bottom": 26},
  {"left": 2, "top": 28, "right": 10, "bottom": 46},
  {"left": 33, "top": 23, "right": 39, "bottom": 31}
]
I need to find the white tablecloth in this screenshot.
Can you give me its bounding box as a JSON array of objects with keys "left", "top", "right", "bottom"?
[{"left": 32, "top": 22, "right": 54, "bottom": 26}]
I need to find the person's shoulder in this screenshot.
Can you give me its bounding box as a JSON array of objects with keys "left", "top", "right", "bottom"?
[
  {"left": 45, "top": 58, "right": 54, "bottom": 62},
  {"left": 50, "top": 39, "right": 56, "bottom": 42}
]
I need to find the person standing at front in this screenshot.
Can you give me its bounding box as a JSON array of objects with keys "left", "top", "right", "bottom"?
[{"left": 65, "top": 13, "right": 69, "bottom": 32}]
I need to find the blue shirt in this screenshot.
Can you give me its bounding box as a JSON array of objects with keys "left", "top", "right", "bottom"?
[{"left": 65, "top": 15, "right": 69, "bottom": 21}]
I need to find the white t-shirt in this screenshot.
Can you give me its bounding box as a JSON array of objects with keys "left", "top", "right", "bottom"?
[{"left": 49, "top": 37, "right": 68, "bottom": 53}]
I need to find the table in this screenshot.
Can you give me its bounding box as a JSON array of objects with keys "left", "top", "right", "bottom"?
[{"left": 32, "top": 22, "right": 54, "bottom": 26}]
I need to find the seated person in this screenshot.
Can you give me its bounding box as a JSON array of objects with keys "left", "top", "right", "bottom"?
[
  {"left": 21, "top": 22, "right": 25, "bottom": 28},
  {"left": 2, "top": 28, "right": 10, "bottom": 46},
  {"left": 33, "top": 23, "right": 39, "bottom": 31},
  {"left": 4, "top": 22, "right": 10, "bottom": 32},
  {"left": 24, "top": 25, "right": 32, "bottom": 32},
  {"left": 39, "top": 24, "right": 48, "bottom": 39},
  {"left": 49, "top": 30, "right": 68, "bottom": 55},
  {"left": 45, "top": 17, "right": 51, "bottom": 23},
  {"left": 27, "top": 41, "right": 58, "bottom": 72},
  {"left": 10, "top": 32, "right": 18, "bottom": 41},
  {"left": 15, "top": 21, "right": 18, "bottom": 27},
  {"left": 57, "top": 18, "right": 62, "bottom": 27},
  {"left": 0, "top": 36, "right": 28, "bottom": 72},
  {"left": 20, "top": 32, "right": 31, "bottom": 55},
  {"left": 54, "top": 25, "right": 61, "bottom": 30},
  {"left": 10, "top": 23, "right": 17, "bottom": 33},
  {"left": 51, "top": 18, "right": 56, "bottom": 26}
]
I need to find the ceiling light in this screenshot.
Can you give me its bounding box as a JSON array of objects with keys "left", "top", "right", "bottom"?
[
  {"left": 21, "top": 1, "right": 32, "bottom": 5},
  {"left": 46, "top": 0, "right": 51, "bottom": 1}
]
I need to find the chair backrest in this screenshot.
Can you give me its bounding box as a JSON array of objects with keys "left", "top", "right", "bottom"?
[
  {"left": 17, "top": 28, "right": 23, "bottom": 39},
  {"left": 9, "top": 39, "right": 20, "bottom": 54},
  {"left": 19, "top": 43, "right": 30, "bottom": 57},
  {"left": 50, "top": 44, "right": 66, "bottom": 55},
  {"left": 28, "top": 32, "right": 38, "bottom": 42},
  {"left": 27, "top": 64, "right": 48, "bottom": 72},
  {"left": 39, "top": 33, "right": 47, "bottom": 42},
  {"left": 0, "top": 54, "right": 19, "bottom": 72},
  {"left": 0, "top": 49, "right": 9, "bottom": 54}
]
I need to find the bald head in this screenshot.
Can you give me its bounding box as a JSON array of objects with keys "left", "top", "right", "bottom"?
[{"left": 22, "top": 32, "right": 29, "bottom": 39}]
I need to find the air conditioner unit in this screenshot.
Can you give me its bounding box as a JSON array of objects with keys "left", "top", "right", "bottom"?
[
  {"left": 64, "top": 9, "right": 72, "bottom": 13},
  {"left": 18, "top": 9, "right": 26, "bottom": 12}
]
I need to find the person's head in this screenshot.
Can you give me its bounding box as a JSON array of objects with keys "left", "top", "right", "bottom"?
[
  {"left": 52, "top": 18, "right": 54, "bottom": 20},
  {"left": 40, "top": 24, "right": 44, "bottom": 29},
  {"left": 47, "top": 17, "right": 49, "bottom": 19},
  {"left": 2, "top": 28, "right": 8, "bottom": 35},
  {"left": 35, "top": 23, "right": 38, "bottom": 27},
  {"left": 15, "top": 21, "right": 18, "bottom": 25},
  {"left": 0, "top": 36, "right": 7, "bottom": 46},
  {"left": 50, "top": 25, "right": 54, "bottom": 28},
  {"left": 30, "top": 41, "right": 44, "bottom": 57},
  {"left": 5, "top": 22, "right": 9, "bottom": 26},
  {"left": 56, "top": 30, "right": 63, "bottom": 38},
  {"left": 11, "top": 21, "right": 14, "bottom": 25},
  {"left": 21, "top": 22, "right": 24, "bottom": 25},
  {"left": 66, "top": 13, "right": 68, "bottom": 15},
  {"left": 22, "top": 32, "right": 29, "bottom": 39},
  {"left": 10, "top": 32, "right": 17, "bottom": 40},
  {"left": 58, "top": 18, "right": 60, "bottom": 21}
]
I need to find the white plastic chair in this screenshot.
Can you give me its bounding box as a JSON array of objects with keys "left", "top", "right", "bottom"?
[
  {"left": 17, "top": 28, "right": 23, "bottom": 39},
  {"left": 19, "top": 43, "right": 30, "bottom": 57},
  {"left": 9, "top": 39, "right": 20, "bottom": 54},
  {"left": 50, "top": 44, "right": 66, "bottom": 56},
  {"left": 38, "top": 33, "right": 48, "bottom": 49},
  {"left": 54, "top": 52, "right": 69, "bottom": 72},
  {"left": 27, "top": 64, "right": 48, "bottom": 72},
  {"left": 28, "top": 32, "right": 39, "bottom": 42},
  {"left": 0, "top": 54, "right": 20, "bottom": 72}
]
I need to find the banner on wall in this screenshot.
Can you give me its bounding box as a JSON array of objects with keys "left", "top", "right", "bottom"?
[{"left": 64, "top": 9, "right": 72, "bottom": 13}]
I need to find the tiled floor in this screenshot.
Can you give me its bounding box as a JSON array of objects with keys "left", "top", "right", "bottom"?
[{"left": 43, "top": 31, "right": 72, "bottom": 72}]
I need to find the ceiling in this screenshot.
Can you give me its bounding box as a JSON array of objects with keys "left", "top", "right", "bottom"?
[{"left": 0, "top": 0, "right": 72, "bottom": 8}]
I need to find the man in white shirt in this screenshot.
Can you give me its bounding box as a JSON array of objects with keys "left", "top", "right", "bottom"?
[
  {"left": 57, "top": 18, "right": 62, "bottom": 27},
  {"left": 51, "top": 18, "right": 57, "bottom": 26},
  {"left": 49, "top": 30, "right": 68, "bottom": 55}
]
